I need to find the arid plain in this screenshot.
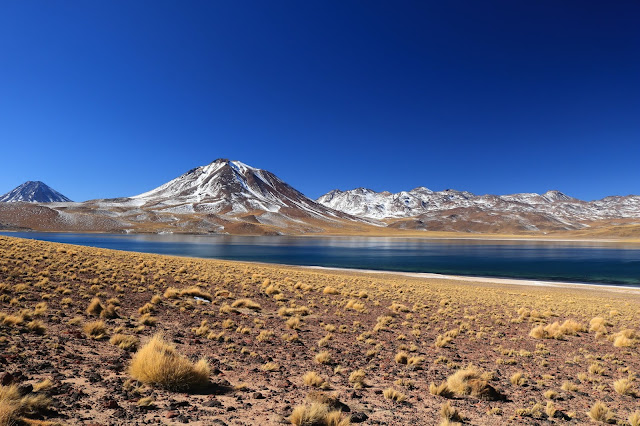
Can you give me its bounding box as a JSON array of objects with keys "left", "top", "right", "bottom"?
[{"left": 1, "top": 235, "right": 639, "bottom": 425}]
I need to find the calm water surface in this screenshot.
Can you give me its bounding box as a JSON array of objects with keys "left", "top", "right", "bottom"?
[{"left": 2, "top": 232, "right": 639, "bottom": 286}]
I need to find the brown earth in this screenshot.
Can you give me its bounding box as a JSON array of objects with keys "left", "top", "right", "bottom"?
[{"left": 1, "top": 236, "right": 640, "bottom": 425}]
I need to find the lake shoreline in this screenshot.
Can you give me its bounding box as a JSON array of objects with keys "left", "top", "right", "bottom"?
[
  {"left": 1, "top": 228, "right": 639, "bottom": 244},
  {"left": 299, "top": 264, "right": 640, "bottom": 293}
]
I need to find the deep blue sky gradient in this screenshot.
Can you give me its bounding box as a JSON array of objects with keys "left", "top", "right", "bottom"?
[{"left": 1, "top": 1, "right": 638, "bottom": 201}]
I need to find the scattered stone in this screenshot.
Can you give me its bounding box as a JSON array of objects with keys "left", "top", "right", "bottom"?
[
  {"left": 203, "top": 399, "right": 223, "bottom": 408},
  {"left": 350, "top": 412, "right": 369, "bottom": 423},
  {"left": 0, "top": 372, "right": 15, "bottom": 385},
  {"left": 103, "top": 399, "right": 119, "bottom": 409}
]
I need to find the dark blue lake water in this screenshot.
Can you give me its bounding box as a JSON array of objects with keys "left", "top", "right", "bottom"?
[{"left": 2, "top": 232, "right": 639, "bottom": 286}]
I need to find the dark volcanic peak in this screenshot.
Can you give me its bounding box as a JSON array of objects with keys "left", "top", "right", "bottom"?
[{"left": 0, "top": 181, "right": 72, "bottom": 203}]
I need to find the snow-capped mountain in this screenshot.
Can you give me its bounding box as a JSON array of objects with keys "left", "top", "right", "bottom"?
[
  {"left": 130, "top": 159, "right": 353, "bottom": 220},
  {"left": 317, "top": 187, "right": 640, "bottom": 232},
  {"left": 0, "top": 181, "right": 72, "bottom": 203}
]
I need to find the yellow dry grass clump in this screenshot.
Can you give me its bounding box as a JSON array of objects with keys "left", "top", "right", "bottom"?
[
  {"left": 110, "top": 333, "right": 139, "bottom": 351},
  {"left": 230, "top": 298, "right": 262, "bottom": 310},
  {"left": 529, "top": 319, "right": 584, "bottom": 340},
  {"left": 289, "top": 402, "right": 350, "bottom": 426},
  {"left": 382, "top": 387, "right": 406, "bottom": 402},
  {"left": 0, "top": 384, "right": 52, "bottom": 425},
  {"left": 445, "top": 365, "right": 502, "bottom": 401},
  {"left": 303, "top": 372, "right": 329, "bottom": 389},
  {"left": 611, "top": 329, "right": 637, "bottom": 347},
  {"left": 83, "top": 320, "right": 108, "bottom": 339},
  {"left": 129, "top": 334, "right": 210, "bottom": 391},
  {"left": 587, "top": 401, "right": 615, "bottom": 423}
]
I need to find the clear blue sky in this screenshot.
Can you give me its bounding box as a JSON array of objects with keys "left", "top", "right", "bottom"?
[{"left": 1, "top": 1, "right": 638, "bottom": 202}]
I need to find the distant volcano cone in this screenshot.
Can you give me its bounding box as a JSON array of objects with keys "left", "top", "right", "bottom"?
[{"left": 0, "top": 181, "right": 72, "bottom": 202}]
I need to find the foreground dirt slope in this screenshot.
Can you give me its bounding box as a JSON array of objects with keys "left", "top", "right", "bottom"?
[{"left": 0, "top": 236, "right": 639, "bottom": 425}]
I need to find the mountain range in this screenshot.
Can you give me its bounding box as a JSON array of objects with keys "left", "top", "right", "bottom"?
[
  {"left": 317, "top": 187, "right": 640, "bottom": 234},
  {"left": 0, "top": 159, "right": 638, "bottom": 237}
]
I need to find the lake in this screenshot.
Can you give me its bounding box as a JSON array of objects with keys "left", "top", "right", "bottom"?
[{"left": 2, "top": 232, "right": 639, "bottom": 286}]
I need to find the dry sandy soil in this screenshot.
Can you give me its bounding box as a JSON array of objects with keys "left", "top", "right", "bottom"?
[{"left": 1, "top": 236, "right": 639, "bottom": 425}]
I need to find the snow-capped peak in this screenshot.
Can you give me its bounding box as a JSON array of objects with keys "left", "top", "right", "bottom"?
[
  {"left": 0, "top": 181, "right": 72, "bottom": 203},
  {"left": 130, "top": 159, "right": 355, "bottom": 220}
]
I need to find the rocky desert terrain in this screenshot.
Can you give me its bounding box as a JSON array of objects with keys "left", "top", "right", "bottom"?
[{"left": 1, "top": 235, "right": 639, "bottom": 425}]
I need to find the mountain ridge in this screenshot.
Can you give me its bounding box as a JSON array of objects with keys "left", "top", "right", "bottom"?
[{"left": 317, "top": 186, "right": 640, "bottom": 233}]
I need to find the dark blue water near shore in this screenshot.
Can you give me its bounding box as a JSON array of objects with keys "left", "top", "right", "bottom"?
[{"left": 2, "top": 232, "right": 639, "bottom": 286}]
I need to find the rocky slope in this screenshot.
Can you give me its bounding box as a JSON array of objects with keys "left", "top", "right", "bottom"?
[{"left": 0, "top": 181, "right": 72, "bottom": 203}]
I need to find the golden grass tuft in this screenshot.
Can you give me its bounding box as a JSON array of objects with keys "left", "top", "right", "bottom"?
[
  {"left": 303, "top": 372, "right": 328, "bottom": 389},
  {"left": 128, "top": 334, "right": 210, "bottom": 391},
  {"left": 382, "top": 387, "right": 406, "bottom": 402},
  {"left": 587, "top": 401, "right": 615, "bottom": 423},
  {"left": 440, "top": 401, "right": 462, "bottom": 422},
  {"left": 110, "top": 334, "right": 139, "bottom": 351},
  {"left": 348, "top": 370, "right": 366, "bottom": 389},
  {"left": 32, "top": 379, "right": 53, "bottom": 393},
  {"left": 612, "top": 329, "right": 637, "bottom": 347},
  {"left": 163, "top": 287, "right": 180, "bottom": 299},
  {"left": 1, "top": 314, "right": 23, "bottom": 326},
  {"left": 286, "top": 316, "right": 301, "bottom": 330},
  {"left": 613, "top": 377, "right": 636, "bottom": 396},
  {"left": 394, "top": 351, "right": 408, "bottom": 364},
  {"left": 231, "top": 298, "right": 262, "bottom": 310},
  {"left": 179, "top": 287, "right": 213, "bottom": 301},
  {"left": 629, "top": 411, "right": 640, "bottom": 426},
  {"left": 86, "top": 297, "right": 104, "bottom": 317},
  {"left": 529, "top": 319, "right": 584, "bottom": 340},
  {"left": 510, "top": 372, "right": 527, "bottom": 386},
  {"left": 101, "top": 303, "right": 119, "bottom": 319},
  {"left": 83, "top": 320, "right": 108, "bottom": 339},
  {"left": 139, "top": 313, "right": 156, "bottom": 326},
  {"left": 545, "top": 401, "right": 557, "bottom": 418},
  {"left": 589, "top": 317, "right": 609, "bottom": 333},
  {"left": 429, "top": 381, "right": 453, "bottom": 398},
  {"left": 0, "top": 384, "right": 52, "bottom": 425},
  {"left": 289, "top": 402, "right": 350, "bottom": 426},
  {"left": 137, "top": 396, "right": 155, "bottom": 408},
  {"left": 261, "top": 362, "right": 279, "bottom": 372},
  {"left": 278, "top": 306, "right": 310, "bottom": 317},
  {"left": 315, "top": 351, "right": 332, "bottom": 365},
  {"left": 27, "top": 320, "right": 46, "bottom": 335},
  {"left": 446, "top": 365, "right": 502, "bottom": 400}
]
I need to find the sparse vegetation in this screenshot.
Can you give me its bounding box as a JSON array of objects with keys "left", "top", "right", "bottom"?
[{"left": 0, "top": 235, "right": 639, "bottom": 424}]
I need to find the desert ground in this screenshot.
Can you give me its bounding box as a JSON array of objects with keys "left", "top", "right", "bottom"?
[{"left": 1, "top": 235, "right": 639, "bottom": 425}]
